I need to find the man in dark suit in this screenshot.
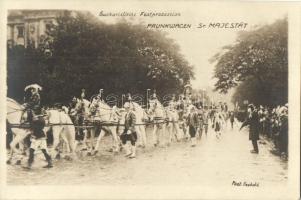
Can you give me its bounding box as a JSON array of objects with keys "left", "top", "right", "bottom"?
[
  {"left": 240, "top": 104, "right": 260, "bottom": 154},
  {"left": 187, "top": 105, "right": 199, "bottom": 147},
  {"left": 120, "top": 102, "right": 137, "bottom": 158}
]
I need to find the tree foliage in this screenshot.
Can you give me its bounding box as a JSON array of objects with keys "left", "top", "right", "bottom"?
[
  {"left": 211, "top": 18, "right": 287, "bottom": 107},
  {"left": 7, "top": 11, "right": 194, "bottom": 105}
]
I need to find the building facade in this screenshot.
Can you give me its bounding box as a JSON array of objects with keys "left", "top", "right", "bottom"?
[{"left": 7, "top": 10, "right": 62, "bottom": 48}]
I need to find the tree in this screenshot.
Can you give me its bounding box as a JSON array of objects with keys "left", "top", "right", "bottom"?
[
  {"left": 7, "top": 11, "right": 194, "bottom": 105},
  {"left": 210, "top": 17, "right": 287, "bottom": 107}
]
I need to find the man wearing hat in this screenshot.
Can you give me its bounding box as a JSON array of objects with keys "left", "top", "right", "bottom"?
[
  {"left": 186, "top": 105, "right": 199, "bottom": 147},
  {"left": 22, "top": 84, "right": 53, "bottom": 169},
  {"left": 120, "top": 102, "right": 137, "bottom": 158},
  {"left": 240, "top": 104, "right": 260, "bottom": 154}
]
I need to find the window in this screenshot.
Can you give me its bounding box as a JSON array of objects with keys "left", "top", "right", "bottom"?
[
  {"left": 17, "top": 26, "right": 24, "bottom": 38},
  {"left": 45, "top": 20, "right": 53, "bottom": 33}
]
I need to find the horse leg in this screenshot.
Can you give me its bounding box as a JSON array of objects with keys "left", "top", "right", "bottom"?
[
  {"left": 93, "top": 129, "right": 105, "bottom": 155},
  {"left": 61, "top": 132, "right": 71, "bottom": 153},
  {"left": 9, "top": 130, "right": 29, "bottom": 164},
  {"left": 185, "top": 125, "right": 190, "bottom": 141},
  {"left": 174, "top": 122, "right": 182, "bottom": 142},
  {"left": 52, "top": 126, "right": 63, "bottom": 160},
  {"left": 110, "top": 127, "right": 120, "bottom": 153},
  {"left": 166, "top": 124, "right": 172, "bottom": 146},
  {"left": 82, "top": 129, "right": 89, "bottom": 150},
  {"left": 61, "top": 132, "right": 75, "bottom": 161},
  {"left": 65, "top": 125, "right": 77, "bottom": 159},
  {"left": 152, "top": 125, "right": 158, "bottom": 146},
  {"left": 90, "top": 128, "right": 95, "bottom": 150},
  {"left": 139, "top": 125, "right": 147, "bottom": 147},
  {"left": 9, "top": 131, "right": 27, "bottom": 154},
  {"left": 159, "top": 124, "right": 166, "bottom": 147},
  {"left": 135, "top": 126, "right": 142, "bottom": 147}
]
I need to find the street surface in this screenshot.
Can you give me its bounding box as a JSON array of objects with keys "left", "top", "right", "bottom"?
[{"left": 7, "top": 122, "right": 288, "bottom": 186}]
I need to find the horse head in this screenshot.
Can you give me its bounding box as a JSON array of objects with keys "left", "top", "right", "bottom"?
[
  {"left": 148, "top": 99, "right": 166, "bottom": 120},
  {"left": 70, "top": 98, "right": 90, "bottom": 119},
  {"left": 89, "top": 98, "right": 114, "bottom": 122},
  {"left": 148, "top": 99, "right": 158, "bottom": 115}
]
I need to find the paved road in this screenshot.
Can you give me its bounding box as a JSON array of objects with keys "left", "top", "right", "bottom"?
[{"left": 7, "top": 122, "right": 287, "bottom": 186}]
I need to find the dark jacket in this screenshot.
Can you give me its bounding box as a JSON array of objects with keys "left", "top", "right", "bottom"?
[
  {"left": 124, "top": 111, "right": 136, "bottom": 132},
  {"left": 279, "top": 115, "right": 288, "bottom": 139},
  {"left": 241, "top": 111, "right": 260, "bottom": 141},
  {"left": 25, "top": 93, "right": 46, "bottom": 139},
  {"left": 187, "top": 112, "right": 199, "bottom": 129}
]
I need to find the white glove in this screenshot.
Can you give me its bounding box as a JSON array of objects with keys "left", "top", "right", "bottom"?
[{"left": 127, "top": 130, "right": 132, "bottom": 135}]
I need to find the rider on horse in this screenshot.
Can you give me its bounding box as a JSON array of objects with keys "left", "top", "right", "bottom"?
[{"left": 22, "top": 84, "right": 52, "bottom": 169}]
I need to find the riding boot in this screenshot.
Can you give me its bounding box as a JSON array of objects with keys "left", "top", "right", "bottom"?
[
  {"left": 124, "top": 141, "right": 132, "bottom": 157},
  {"left": 191, "top": 137, "right": 196, "bottom": 147},
  {"left": 129, "top": 145, "right": 136, "bottom": 158},
  {"left": 41, "top": 149, "right": 53, "bottom": 168},
  {"left": 24, "top": 148, "right": 34, "bottom": 169}
]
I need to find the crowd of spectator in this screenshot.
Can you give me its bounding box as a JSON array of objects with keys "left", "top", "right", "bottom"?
[{"left": 257, "top": 104, "right": 288, "bottom": 158}]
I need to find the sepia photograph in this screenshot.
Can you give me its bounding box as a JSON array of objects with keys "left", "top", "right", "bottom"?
[{"left": 0, "top": 1, "right": 300, "bottom": 200}]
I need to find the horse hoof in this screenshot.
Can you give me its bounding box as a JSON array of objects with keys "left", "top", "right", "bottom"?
[
  {"left": 87, "top": 152, "right": 92, "bottom": 156},
  {"left": 22, "top": 166, "right": 31, "bottom": 170},
  {"left": 64, "top": 155, "right": 72, "bottom": 161},
  {"left": 6, "top": 160, "right": 11, "bottom": 165},
  {"left": 92, "top": 151, "right": 98, "bottom": 156},
  {"left": 16, "top": 160, "right": 21, "bottom": 165},
  {"left": 55, "top": 154, "right": 61, "bottom": 160}
]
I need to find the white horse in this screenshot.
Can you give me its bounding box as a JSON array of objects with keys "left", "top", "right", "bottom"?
[
  {"left": 148, "top": 99, "right": 181, "bottom": 147},
  {"left": 165, "top": 104, "right": 183, "bottom": 142},
  {"left": 46, "top": 109, "right": 77, "bottom": 159},
  {"left": 6, "top": 98, "right": 31, "bottom": 164},
  {"left": 88, "top": 99, "right": 120, "bottom": 155},
  {"left": 6, "top": 98, "right": 76, "bottom": 164}
]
